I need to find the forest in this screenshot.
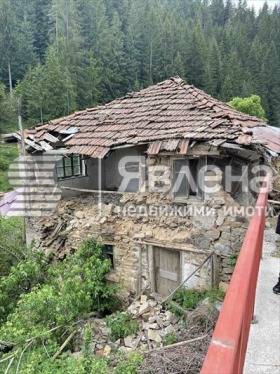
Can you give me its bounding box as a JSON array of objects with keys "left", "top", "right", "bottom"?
[{"left": 0, "top": 0, "right": 280, "bottom": 129}]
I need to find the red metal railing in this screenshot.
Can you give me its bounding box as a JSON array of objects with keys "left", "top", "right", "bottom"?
[{"left": 201, "top": 177, "right": 269, "bottom": 374}]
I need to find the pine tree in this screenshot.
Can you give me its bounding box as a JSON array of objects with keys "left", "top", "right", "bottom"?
[
  {"left": 206, "top": 38, "right": 223, "bottom": 97},
  {"left": 221, "top": 50, "right": 243, "bottom": 101},
  {"left": 185, "top": 22, "right": 208, "bottom": 89},
  {"left": 263, "top": 42, "right": 280, "bottom": 126},
  {"left": 210, "top": 0, "right": 226, "bottom": 26},
  {"left": 30, "top": 0, "right": 52, "bottom": 60},
  {"left": 0, "top": 0, "right": 19, "bottom": 94},
  {"left": 41, "top": 46, "right": 76, "bottom": 120}
]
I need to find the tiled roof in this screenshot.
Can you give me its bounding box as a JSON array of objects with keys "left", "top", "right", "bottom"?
[{"left": 25, "top": 77, "right": 267, "bottom": 158}]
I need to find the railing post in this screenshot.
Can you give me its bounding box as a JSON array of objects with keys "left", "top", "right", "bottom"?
[{"left": 201, "top": 176, "right": 269, "bottom": 374}]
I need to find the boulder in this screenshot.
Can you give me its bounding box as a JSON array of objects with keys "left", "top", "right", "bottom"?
[
  {"left": 75, "top": 211, "right": 85, "bottom": 219},
  {"left": 147, "top": 329, "right": 162, "bottom": 343},
  {"left": 118, "top": 346, "right": 133, "bottom": 354},
  {"left": 124, "top": 335, "right": 135, "bottom": 348},
  {"left": 138, "top": 302, "right": 151, "bottom": 316},
  {"left": 140, "top": 295, "right": 148, "bottom": 303},
  {"left": 142, "top": 322, "right": 159, "bottom": 330},
  {"left": 141, "top": 312, "right": 151, "bottom": 322},
  {"left": 164, "top": 324, "right": 175, "bottom": 334},
  {"left": 165, "top": 311, "right": 179, "bottom": 324},
  {"left": 103, "top": 345, "right": 111, "bottom": 357}
]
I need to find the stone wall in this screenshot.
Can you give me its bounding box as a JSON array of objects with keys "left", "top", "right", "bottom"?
[
  {"left": 26, "top": 150, "right": 256, "bottom": 297},
  {"left": 26, "top": 186, "right": 249, "bottom": 298}
]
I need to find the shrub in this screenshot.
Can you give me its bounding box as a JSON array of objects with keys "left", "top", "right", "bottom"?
[
  {"left": 0, "top": 239, "right": 120, "bottom": 370},
  {"left": 166, "top": 287, "right": 226, "bottom": 315},
  {"left": 229, "top": 251, "right": 238, "bottom": 267},
  {"left": 0, "top": 215, "right": 26, "bottom": 277},
  {"left": 162, "top": 332, "right": 177, "bottom": 346},
  {"left": 170, "top": 288, "right": 208, "bottom": 311},
  {"left": 114, "top": 352, "right": 142, "bottom": 374},
  {"left": 106, "top": 311, "right": 139, "bottom": 341},
  {"left": 0, "top": 249, "right": 48, "bottom": 322}
]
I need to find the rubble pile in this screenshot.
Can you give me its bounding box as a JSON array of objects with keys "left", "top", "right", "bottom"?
[{"left": 82, "top": 295, "right": 184, "bottom": 357}]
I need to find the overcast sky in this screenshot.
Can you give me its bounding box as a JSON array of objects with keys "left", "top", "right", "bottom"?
[{"left": 246, "top": 0, "right": 279, "bottom": 11}]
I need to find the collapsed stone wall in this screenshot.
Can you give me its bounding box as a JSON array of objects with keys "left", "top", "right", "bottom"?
[
  {"left": 26, "top": 151, "right": 255, "bottom": 297},
  {"left": 26, "top": 180, "right": 249, "bottom": 296}
]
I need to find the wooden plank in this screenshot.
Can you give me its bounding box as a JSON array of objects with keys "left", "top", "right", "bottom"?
[
  {"left": 39, "top": 141, "right": 53, "bottom": 151},
  {"left": 24, "top": 138, "right": 43, "bottom": 151},
  {"left": 159, "top": 269, "right": 178, "bottom": 282},
  {"left": 43, "top": 133, "right": 60, "bottom": 143},
  {"left": 155, "top": 246, "right": 180, "bottom": 296},
  {"left": 135, "top": 240, "right": 206, "bottom": 254}
]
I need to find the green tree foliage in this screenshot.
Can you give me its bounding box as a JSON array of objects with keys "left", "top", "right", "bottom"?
[
  {"left": 0, "top": 247, "right": 48, "bottom": 321},
  {"left": 0, "top": 0, "right": 279, "bottom": 126},
  {"left": 106, "top": 311, "right": 139, "bottom": 341},
  {"left": 0, "top": 216, "right": 26, "bottom": 277},
  {"left": 40, "top": 45, "right": 76, "bottom": 120},
  {"left": 0, "top": 239, "right": 144, "bottom": 373},
  {"left": 228, "top": 95, "right": 267, "bottom": 121},
  {"left": 0, "top": 82, "right": 17, "bottom": 124}
]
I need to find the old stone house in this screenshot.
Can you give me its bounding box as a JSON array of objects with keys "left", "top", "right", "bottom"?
[{"left": 3, "top": 77, "right": 280, "bottom": 298}]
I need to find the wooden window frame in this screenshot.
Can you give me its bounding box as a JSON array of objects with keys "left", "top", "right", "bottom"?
[
  {"left": 172, "top": 157, "right": 205, "bottom": 200},
  {"left": 56, "top": 155, "right": 85, "bottom": 180},
  {"left": 103, "top": 244, "right": 115, "bottom": 269}
]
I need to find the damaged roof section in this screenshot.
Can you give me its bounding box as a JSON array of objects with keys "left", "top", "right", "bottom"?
[
  {"left": 252, "top": 126, "right": 280, "bottom": 155},
  {"left": 3, "top": 77, "right": 278, "bottom": 158}
]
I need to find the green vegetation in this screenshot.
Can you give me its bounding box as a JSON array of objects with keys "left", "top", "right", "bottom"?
[
  {"left": 229, "top": 251, "right": 239, "bottom": 267},
  {"left": 166, "top": 287, "right": 225, "bottom": 315},
  {"left": 228, "top": 95, "right": 267, "bottom": 121},
  {"left": 106, "top": 311, "right": 139, "bottom": 341},
  {"left": 0, "top": 144, "right": 19, "bottom": 192},
  {"left": 162, "top": 332, "right": 177, "bottom": 346},
  {"left": 0, "top": 216, "right": 25, "bottom": 278},
  {"left": 0, "top": 239, "right": 127, "bottom": 373},
  {"left": 0, "top": 0, "right": 279, "bottom": 126}
]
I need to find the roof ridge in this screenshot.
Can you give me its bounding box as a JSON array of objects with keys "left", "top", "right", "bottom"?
[{"left": 170, "top": 76, "right": 264, "bottom": 124}]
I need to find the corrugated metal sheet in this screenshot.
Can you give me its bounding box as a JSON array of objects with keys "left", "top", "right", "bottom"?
[
  {"left": 253, "top": 126, "right": 280, "bottom": 154},
  {"left": 147, "top": 141, "right": 162, "bottom": 155},
  {"left": 0, "top": 190, "right": 18, "bottom": 217},
  {"left": 178, "top": 139, "right": 190, "bottom": 154}
]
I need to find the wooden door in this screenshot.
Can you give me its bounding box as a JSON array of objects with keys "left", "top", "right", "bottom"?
[{"left": 154, "top": 247, "right": 180, "bottom": 296}]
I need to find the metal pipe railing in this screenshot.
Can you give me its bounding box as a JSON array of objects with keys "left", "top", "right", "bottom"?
[{"left": 201, "top": 177, "right": 269, "bottom": 374}]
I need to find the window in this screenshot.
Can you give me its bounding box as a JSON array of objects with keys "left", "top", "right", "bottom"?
[
  {"left": 56, "top": 155, "right": 84, "bottom": 179},
  {"left": 173, "top": 158, "right": 204, "bottom": 199},
  {"left": 103, "top": 245, "right": 114, "bottom": 269}
]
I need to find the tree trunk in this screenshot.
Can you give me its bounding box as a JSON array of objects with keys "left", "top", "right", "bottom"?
[{"left": 8, "top": 61, "right": 12, "bottom": 97}]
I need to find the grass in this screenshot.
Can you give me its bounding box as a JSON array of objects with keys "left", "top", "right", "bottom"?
[
  {"left": 0, "top": 143, "right": 19, "bottom": 192},
  {"left": 166, "top": 287, "right": 226, "bottom": 316}
]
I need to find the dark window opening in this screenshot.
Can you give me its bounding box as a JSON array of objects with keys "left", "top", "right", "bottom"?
[
  {"left": 173, "top": 159, "right": 187, "bottom": 197},
  {"left": 189, "top": 159, "right": 199, "bottom": 196},
  {"left": 103, "top": 245, "right": 114, "bottom": 269},
  {"left": 173, "top": 158, "right": 203, "bottom": 199},
  {"left": 56, "top": 155, "right": 84, "bottom": 179}
]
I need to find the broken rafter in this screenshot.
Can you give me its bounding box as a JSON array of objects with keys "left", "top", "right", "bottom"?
[
  {"left": 268, "top": 199, "right": 280, "bottom": 205},
  {"left": 52, "top": 330, "right": 77, "bottom": 360},
  {"left": 144, "top": 334, "right": 208, "bottom": 354},
  {"left": 60, "top": 186, "right": 134, "bottom": 195}
]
